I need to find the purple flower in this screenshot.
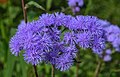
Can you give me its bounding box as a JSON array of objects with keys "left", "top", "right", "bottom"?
[
  {"left": 68, "top": 0, "right": 84, "bottom": 7},
  {"left": 9, "top": 13, "right": 107, "bottom": 71},
  {"left": 68, "top": 0, "right": 84, "bottom": 13},
  {"left": 75, "top": 16, "right": 98, "bottom": 30},
  {"left": 77, "top": 32, "right": 92, "bottom": 49},
  {"left": 64, "top": 32, "right": 76, "bottom": 45},
  {"left": 17, "top": 20, "right": 26, "bottom": 31},
  {"left": 75, "top": 16, "right": 106, "bottom": 54},
  {"left": 98, "top": 19, "right": 110, "bottom": 28},
  {"left": 54, "top": 13, "right": 66, "bottom": 26},
  {"left": 23, "top": 48, "right": 45, "bottom": 65},
  {"left": 66, "top": 17, "right": 77, "bottom": 30},
  {"left": 47, "top": 27, "right": 61, "bottom": 42},
  {"left": 65, "top": 45, "right": 78, "bottom": 58},
  {"left": 9, "top": 21, "right": 27, "bottom": 56},
  {"left": 75, "top": 7, "right": 80, "bottom": 12},
  {"left": 10, "top": 20, "right": 55, "bottom": 65},
  {"left": 44, "top": 42, "right": 65, "bottom": 64},
  {"left": 39, "top": 13, "right": 55, "bottom": 26},
  {"left": 76, "top": 16, "right": 104, "bottom": 36},
  {"left": 77, "top": 0, "right": 84, "bottom": 6},
  {"left": 54, "top": 13, "right": 73, "bottom": 27},
  {"left": 9, "top": 34, "right": 23, "bottom": 56},
  {"left": 55, "top": 53, "right": 73, "bottom": 71},
  {"left": 92, "top": 37, "right": 105, "bottom": 55},
  {"left": 105, "top": 49, "right": 112, "bottom": 55},
  {"left": 105, "top": 25, "right": 120, "bottom": 34},
  {"left": 105, "top": 25, "right": 120, "bottom": 52},
  {"left": 68, "top": 0, "right": 77, "bottom": 7},
  {"left": 103, "top": 55, "right": 112, "bottom": 62}
]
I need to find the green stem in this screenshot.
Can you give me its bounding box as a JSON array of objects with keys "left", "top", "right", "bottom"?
[
  {"left": 33, "top": 65, "right": 38, "bottom": 77},
  {"left": 76, "top": 51, "right": 80, "bottom": 77},
  {"left": 21, "top": 0, "right": 27, "bottom": 23},
  {"left": 94, "top": 60, "right": 102, "bottom": 77},
  {"left": 76, "top": 63, "right": 79, "bottom": 77},
  {"left": 51, "top": 65, "right": 55, "bottom": 77},
  {"left": 21, "top": 0, "right": 39, "bottom": 77}
]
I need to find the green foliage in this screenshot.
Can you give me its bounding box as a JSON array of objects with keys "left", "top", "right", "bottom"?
[
  {"left": 26, "top": 1, "right": 46, "bottom": 11},
  {"left": 46, "top": 0, "right": 52, "bottom": 11},
  {"left": 0, "top": 0, "right": 120, "bottom": 77}
]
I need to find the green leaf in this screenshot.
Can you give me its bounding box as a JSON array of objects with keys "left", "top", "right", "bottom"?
[
  {"left": 20, "top": 53, "right": 27, "bottom": 77},
  {"left": 46, "top": 0, "right": 52, "bottom": 10},
  {"left": 26, "top": 1, "right": 46, "bottom": 11},
  {"left": 84, "top": 0, "right": 92, "bottom": 15},
  {"left": 8, "top": 6, "right": 20, "bottom": 19},
  {"left": 0, "top": 22, "right": 7, "bottom": 41},
  {"left": 4, "top": 52, "right": 16, "bottom": 77}
]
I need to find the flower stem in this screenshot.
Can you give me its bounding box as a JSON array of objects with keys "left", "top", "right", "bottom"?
[
  {"left": 76, "top": 50, "right": 80, "bottom": 77},
  {"left": 21, "top": 0, "right": 27, "bottom": 23},
  {"left": 94, "top": 60, "right": 102, "bottom": 77},
  {"left": 21, "top": 0, "right": 38, "bottom": 77},
  {"left": 51, "top": 65, "right": 55, "bottom": 77},
  {"left": 33, "top": 65, "right": 38, "bottom": 77},
  {"left": 76, "top": 63, "right": 79, "bottom": 77}
]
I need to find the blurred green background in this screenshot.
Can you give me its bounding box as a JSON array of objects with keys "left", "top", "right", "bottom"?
[{"left": 0, "top": 0, "right": 120, "bottom": 77}]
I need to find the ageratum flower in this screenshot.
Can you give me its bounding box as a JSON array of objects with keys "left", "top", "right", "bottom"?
[
  {"left": 77, "top": 32, "right": 92, "bottom": 49},
  {"left": 76, "top": 16, "right": 104, "bottom": 36},
  {"left": 68, "top": 0, "right": 84, "bottom": 13},
  {"left": 44, "top": 42, "right": 65, "bottom": 64},
  {"left": 38, "top": 13, "right": 78, "bottom": 71},
  {"left": 23, "top": 48, "right": 45, "bottom": 65},
  {"left": 9, "top": 20, "right": 26, "bottom": 56},
  {"left": 9, "top": 20, "right": 54, "bottom": 65},
  {"left": 103, "top": 55, "right": 111, "bottom": 62},
  {"left": 54, "top": 13, "right": 74, "bottom": 27},
  {"left": 74, "top": 16, "right": 106, "bottom": 54},
  {"left": 55, "top": 53, "right": 73, "bottom": 71},
  {"left": 9, "top": 13, "right": 78, "bottom": 71},
  {"left": 39, "top": 13, "right": 55, "bottom": 26},
  {"left": 9, "top": 34, "right": 23, "bottom": 56},
  {"left": 18, "top": 20, "right": 26, "bottom": 31},
  {"left": 98, "top": 19, "right": 110, "bottom": 28},
  {"left": 98, "top": 49, "right": 112, "bottom": 62},
  {"left": 65, "top": 45, "right": 78, "bottom": 58},
  {"left": 105, "top": 49, "right": 112, "bottom": 55},
  {"left": 54, "top": 13, "right": 67, "bottom": 26},
  {"left": 92, "top": 37, "right": 105, "bottom": 55},
  {"left": 47, "top": 27, "right": 61, "bottom": 42},
  {"left": 105, "top": 25, "right": 120, "bottom": 52},
  {"left": 103, "top": 49, "right": 112, "bottom": 62},
  {"left": 9, "top": 13, "right": 106, "bottom": 71},
  {"left": 63, "top": 32, "right": 77, "bottom": 45},
  {"left": 98, "top": 19, "right": 120, "bottom": 61},
  {"left": 66, "top": 17, "right": 77, "bottom": 30}
]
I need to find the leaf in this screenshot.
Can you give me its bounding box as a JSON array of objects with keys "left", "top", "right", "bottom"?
[
  {"left": 0, "top": 22, "right": 7, "bottom": 41},
  {"left": 84, "top": 0, "right": 92, "bottom": 15},
  {"left": 26, "top": 1, "right": 46, "bottom": 11},
  {"left": 4, "top": 52, "right": 16, "bottom": 77},
  {"left": 8, "top": 6, "right": 20, "bottom": 19},
  {"left": 20, "top": 53, "right": 27, "bottom": 77},
  {"left": 46, "top": 0, "right": 52, "bottom": 10}
]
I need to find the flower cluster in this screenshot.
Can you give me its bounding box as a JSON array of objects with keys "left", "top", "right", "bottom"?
[
  {"left": 103, "top": 49, "right": 112, "bottom": 62},
  {"left": 105, "top": 25, "right": 120, "bottom": 51},
  {"left": 99, "top": 19, "right": 120, "bottom": 52},
  {"left": 9, "top": 13, "right": 106, "bottom": 71},
  {"left": 98, "top": 19, "right": 120, "bottom": 62},
  {"left": 68, "top": 16, "right": 106, "bottom": 55},
  {"left": 68, "top": 0, "right": 84, "bottom": 14}
]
